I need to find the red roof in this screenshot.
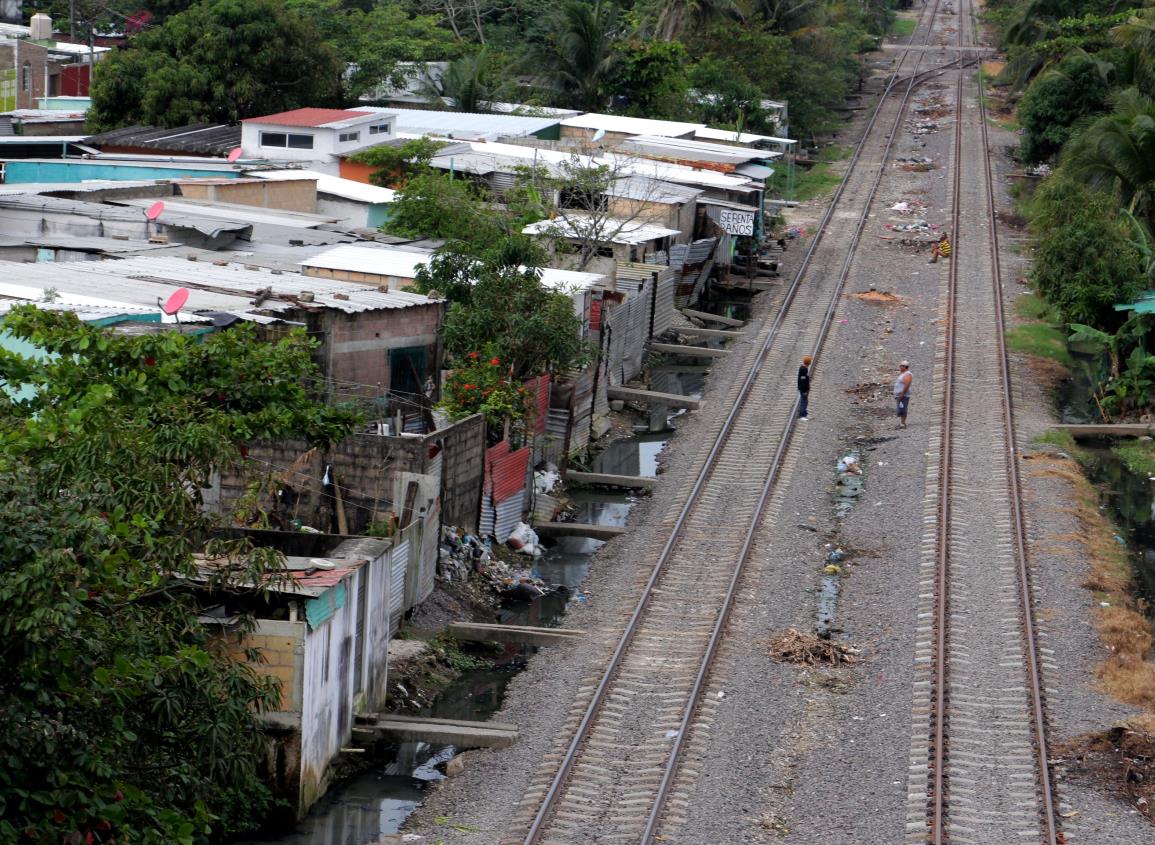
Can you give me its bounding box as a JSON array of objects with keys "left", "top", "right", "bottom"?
[{"left": 243, "top": 108, "right": 374, "bottom": 128}]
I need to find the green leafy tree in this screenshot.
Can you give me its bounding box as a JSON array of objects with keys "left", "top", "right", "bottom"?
[
  {"left": 1028, "top": 176, "right": 1146, "bottom": 328},
  {"left": 529, "top": 0, "right": 622, "bottom": 111},
  {"left": 0, "top": 309, "right": 358, "bottom": 844},
  {"left": 1018, "top": 51, "right": 1113, "bottom": 163},
  {"left": 351, "top": 137, "right": 447, "bottom": 189},
  {"left": 283, "top": 0, "right": 461, "bottom": 101},
  {"left": 88, "top": 0, "right": 343, "bottom": 131},
  {"left": 416, "top": 239, "right": 588, "bottom": 379},
  {"left": 383, "top": 173, "right": 505, "bottom": 244},
  {"left": 612, "top": 40, "right": 691, "bottom": 119}
]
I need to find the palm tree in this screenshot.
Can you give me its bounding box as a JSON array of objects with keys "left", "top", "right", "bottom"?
[
  {"left": 532, "top": 0, "right": 622, "bottom": 112},
  {"left": 418, "top": 50, "right": 506, "bottom": 113},
  {"left": 653, "top": 0, "right": 742, "bottom": 41},
  {"left": 1063, "top": 89, "right": 1155, "bottom": 231},
  {"left": 1113, "top": 7, "right": 1155, "bottom": 89}
]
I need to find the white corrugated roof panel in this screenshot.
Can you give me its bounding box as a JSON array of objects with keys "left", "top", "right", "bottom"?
[
  {"left": 300, "top": 243, "right": 433, "bottom": 278},
  {"left": 355, "top": 107, "right": 561, "bottom": 140},
  {"left": 429, "top": 141, "right": 753, "bottom": 192},
  {"left": 624, "top": 135, "right": 780, "bottom": 165},
  {"left": 539, "top": 267, "right": 606, "bottom": 291},
  {"left": 694, "top": 127, "right": 797, "bottom": 146},
  {"left": 523, "top": 215, "right": 681, "bottom": 246},
  {"left": 0, "top": 256, "right": 436, "bottom": 315},
  {"left": 560, "top": 113, "right": 704, "bottom": 138},
  {"left": 116, "top": 197, "right": 341, "bottom": 229},
  {"left": 248, "top": 169, "right": 396, "bottom": 204}
]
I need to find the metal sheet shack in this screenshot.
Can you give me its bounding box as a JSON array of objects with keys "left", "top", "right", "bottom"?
[
  {"left": 0, "top": 256, "right": 444, "bottom": 401},
  {"left": 195, "top": 537, "right": 393, "bottom": 819}
]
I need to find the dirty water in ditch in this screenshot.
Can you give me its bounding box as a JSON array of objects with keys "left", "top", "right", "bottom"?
[
  {"left": 1052, "top": 347, "right": 1155, "bottom": 611},
  {"left": 247, "top": 368, "right": 710, "bottom": 845}
]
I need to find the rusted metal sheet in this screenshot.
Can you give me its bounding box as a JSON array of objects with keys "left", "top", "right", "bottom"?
[{"left": 485, "top": 442, "right": 530, "bottom": 504}]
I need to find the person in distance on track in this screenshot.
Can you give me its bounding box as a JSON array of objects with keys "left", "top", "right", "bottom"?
[
  {"left": 798, "top": 355, "right": 812, "bottom": 420},
  {"left": 928, "top": 232, "right": 952, "bottom": 263},
  {"left": 894, "top": 360, "right": 913, "bottom": 429}
]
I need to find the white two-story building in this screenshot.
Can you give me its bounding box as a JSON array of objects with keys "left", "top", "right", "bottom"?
[{"left": 241, "top": 108, "right": 396, "bottom": 175}]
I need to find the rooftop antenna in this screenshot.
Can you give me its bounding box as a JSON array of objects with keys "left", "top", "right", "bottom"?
[{"left": 159, "top": 287, "right": 189, "bottom": 329}]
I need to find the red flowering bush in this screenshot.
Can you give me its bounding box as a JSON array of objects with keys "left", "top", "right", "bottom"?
[{"left": 441, "top": 346, "right": 530, "bottom": 428}]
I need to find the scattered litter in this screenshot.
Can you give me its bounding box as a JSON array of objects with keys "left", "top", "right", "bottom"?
[
  {"left": 664, "top": 729, "right": 680, "bottom": 739},
  {"left": 770, "top": 628, "right": 861, "bottom": 665},
  {"left": 1101, "top": 601, "right": 1112, "bottom": 607}
]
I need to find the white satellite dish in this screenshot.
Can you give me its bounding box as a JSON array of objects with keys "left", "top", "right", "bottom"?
[{"left": 592, "top": 128, "right": 606, "bottom": 142}]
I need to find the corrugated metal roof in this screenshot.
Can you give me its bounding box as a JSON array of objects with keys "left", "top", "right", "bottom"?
[
  {"left": 248, "top": 168, "right": 396, "bottom": 204},
  {"left": 693, "top": 127, "right": 797, "bottom": 146},
  {"left": 115, "top": 197, "right": 340, "bottom": 230},
  {"left": 430, "top": 141, "right": 753, "bottom": 191},
  {"left": 623, "top": 135, "right": 780, "bottom": 165},
  {"left": 243, "top": 108, "right": 374, "bottom": 129},
  {"left": 85, "top": 123, "right": 242, "bottom": 156},
  {"left": 0, "top": 193, "right": 252, "bottom": 239},
  {"left": 356, "top": 106, "right": 561, "bottom": 140},
  {"left": 301, "top": 243, "right": 432, "bottom": 278},
  {"left": 560, "top": 113, "right": 704, "bottom": 138},
  {"left": 607, "top": 175, "right": 702, "bottom": 204},
  {"left": 523, "top": 215, "right": 681, "bottom": 245},
  {"left": 0, "top": 255, "right": 438, "bottom": 315}
]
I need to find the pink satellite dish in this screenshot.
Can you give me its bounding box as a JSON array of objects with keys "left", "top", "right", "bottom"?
[
  {"left": 227, "top": 147, "right": 243, "bottom": 163},
  {"left": 161, "top": 288, "right": 189, "bottom": 315},
  {"left": 145, "top": 201, "right": 165, "bottom": 221}
]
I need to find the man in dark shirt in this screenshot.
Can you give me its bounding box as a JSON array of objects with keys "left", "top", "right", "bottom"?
[{"left": 798, "top": 355, "right": 812, "bottom": 420}]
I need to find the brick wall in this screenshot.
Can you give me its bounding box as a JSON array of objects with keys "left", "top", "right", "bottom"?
[
  {"left": 436, "top": 413, "right": 485, "bottom": 531},
  {"left": 178, "top": 178, "right": 317, "bottom": 213},
  {"left": 225, "top": 621, "right": 306, "bottom": 712}
]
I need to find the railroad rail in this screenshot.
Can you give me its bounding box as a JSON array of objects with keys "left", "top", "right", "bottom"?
[
  {"left": 914, "top": 0, "right": 1061, "bottom": 839},
  {"left": 502, "top": 5, "right": 976, "bottom": 844}
]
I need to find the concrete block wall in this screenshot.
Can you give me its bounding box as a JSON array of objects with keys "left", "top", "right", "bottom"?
[
  {"left": 227, "top": 620, "right": 306, "bottom": 713},
  {"left": 315, "top": 304, "right": 443, "bottom": 390},
  {"left": 437, "top": 413, "right": 485, "bottom": 531},
  {"left": 177, "top": 179, "right": 318, "bottom": 213}
]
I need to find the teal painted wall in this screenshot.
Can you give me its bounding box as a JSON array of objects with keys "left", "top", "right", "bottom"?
[{"left": 5, "top": 160, "right": 241, "bottom": 183}]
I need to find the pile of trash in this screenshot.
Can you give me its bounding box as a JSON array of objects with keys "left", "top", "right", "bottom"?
[
  {"left": 438, "top": 525, "right": 491, "bottom": 582},
  {"left": 770, "top": 628, "right": 861, "bottom": 665},
  {"left": 883, "top": 220, "right": 934, "bottom": 233},
  {"left": 909, "top": 119, "right": 939, "bottom": 135},
  {"left": 786, "top": 225, "right": 809, "bottom": 239},
  {"left": 437, "top": 525, "right": 551, "bottom": 599},
  {"left": 835, "top": 453, "right": 864, "bottom": 519}
]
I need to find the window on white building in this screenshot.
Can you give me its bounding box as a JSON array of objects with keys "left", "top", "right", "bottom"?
[
  {"left": 339, "top": 131, "right": 360, "bottom": 143},
  {"left": 369, "top": 123, "right": 390, "bottom": 135},
  {"left": 260, "top": 131, "right": 315, "bottom": 150},
  {"left": 21, "top": 61, "right": 31, "bottom": 93}
]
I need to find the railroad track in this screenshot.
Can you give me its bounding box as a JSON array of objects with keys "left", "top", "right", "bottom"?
[
  {"left": 905, "top": 0, "right": 1061, "bottom": 840},
  {"left": 499, "top": 7, "right": 974, "bottom": 845}
]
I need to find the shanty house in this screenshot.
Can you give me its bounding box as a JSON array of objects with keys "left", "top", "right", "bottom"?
[{"left": 241, "top": 109, "right": 397, "bottom": 175}]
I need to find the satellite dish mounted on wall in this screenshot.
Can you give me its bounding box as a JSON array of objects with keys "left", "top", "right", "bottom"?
[
  {"left": 227, "top": 147, "right": 243, "bottom": 163},
  {"left": 592, "top": 128, "right": 606, "bottom": 143},
  {"left": 145, "top": 201, "right": 165, "bottom": 221}
]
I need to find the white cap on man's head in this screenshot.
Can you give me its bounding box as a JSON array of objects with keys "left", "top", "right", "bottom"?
[{"left": 900, "top": 360, "right": 909, "bottom": 367}]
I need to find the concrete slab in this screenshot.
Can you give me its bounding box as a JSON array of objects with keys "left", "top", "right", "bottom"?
[
  {"left": 448, "top": 621, "right": 581, "bottom": 647},
  {"left": 650, "top": 342, "right": 729, "bottom": 359},
  {"left": 675, "top": 326, "right": 742, "bottom": 339},
  {"left": 535, "top": 521, "right": 627, "bottom": 540},
  {"left": 354, "top": 714, "right": 519, "bottom": 749},
  {"left": 567, "top": 471, "right": 655, "bottom": 490},
  {"left": 680, "top": 307, "right": 744, "bottom": 327},
  {"left": 607, "top": 386, "right": 701, "bottom": 410},
  {"left": 1053, "top": 423, "right": 1152, "bottom": 438}
]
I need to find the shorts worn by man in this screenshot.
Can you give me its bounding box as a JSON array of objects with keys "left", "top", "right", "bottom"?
[{"left": 894, "top": 360, "right": 913, "bottom": 428}]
